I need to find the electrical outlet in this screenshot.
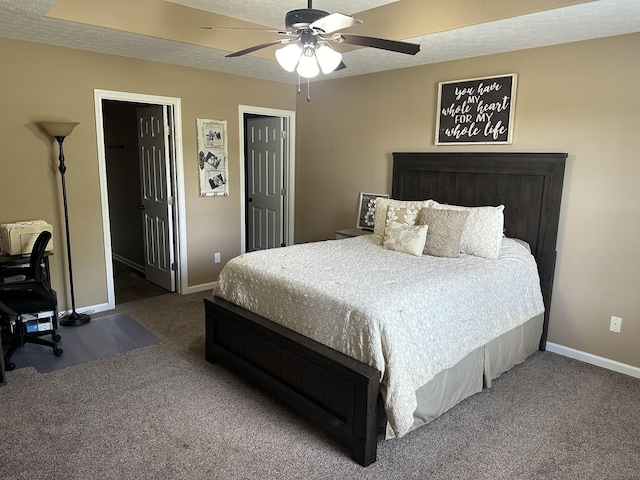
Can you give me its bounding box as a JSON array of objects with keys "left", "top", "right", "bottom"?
[
  {"left": 609, "top": 316, "right": 622, "bottom": 333},
  {"left": 214, "top": 252, "right": 221, "bottom": 263}
]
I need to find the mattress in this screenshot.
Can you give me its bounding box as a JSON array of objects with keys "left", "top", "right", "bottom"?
[{"left": 214, "top": 235, "right": 545, "bottom": 438}]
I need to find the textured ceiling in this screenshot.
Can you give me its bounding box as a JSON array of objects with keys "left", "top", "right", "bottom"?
[
  {"left": 0, "top": 0, "right": 638, "bottom": 85},
  {"left": 167, "top": 0, "right": 399, "bottom": 28}
]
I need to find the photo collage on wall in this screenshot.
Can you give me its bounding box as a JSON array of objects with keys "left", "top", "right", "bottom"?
[{"left": 197, "top": 118, "right": 228, "bottom": 196}]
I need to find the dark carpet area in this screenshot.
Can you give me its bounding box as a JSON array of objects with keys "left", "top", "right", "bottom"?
[
  {"left": 1, "top": 292, "right": 639, "bottom": 480},
  {"left": 8, "top": 313, "right": 160, "bottom": 373}
]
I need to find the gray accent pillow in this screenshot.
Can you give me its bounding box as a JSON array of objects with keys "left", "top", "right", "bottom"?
[
  {"left": 431, "top": 202, "right": 505, "bottom": 259},
  {"left": 417, "top": 208, "right": 470, "bottom": 258}
]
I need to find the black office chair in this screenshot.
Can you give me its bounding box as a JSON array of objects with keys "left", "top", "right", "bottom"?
[{"left": 0, "top": 231, "right": 62, "bottom": 371}]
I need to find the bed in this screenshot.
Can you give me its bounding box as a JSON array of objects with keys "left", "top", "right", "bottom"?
[{"left": 205, "top": 152, "right": 566, "bottom": 466}]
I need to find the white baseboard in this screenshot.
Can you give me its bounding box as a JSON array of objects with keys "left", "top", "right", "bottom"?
[
  {"left": 546, "top": 342, "right": 640, "bottom": 379},
  {"left": 57, "top": 302, "right": 111, "bottom": 319},
  {"left": 112, "top": 253, "right": 144, "bottom": 273},
  {"left": 75, "top": 284, "right": 214, "bottom": 319},
  {"left": 185, "top": 282, "right": 216, "bottom": 294}
]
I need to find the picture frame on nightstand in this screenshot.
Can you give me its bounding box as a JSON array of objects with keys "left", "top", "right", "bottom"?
[{"left": 357, "top": 192, "right": 388, "bottom": 230}]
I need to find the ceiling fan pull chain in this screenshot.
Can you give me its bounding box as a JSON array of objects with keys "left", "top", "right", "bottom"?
[
  {"left": 297, "top": 74, "right": 301, "bottom": 95},
  {"left": 307, "top": 77, "right": 311, "bottom": 102}
]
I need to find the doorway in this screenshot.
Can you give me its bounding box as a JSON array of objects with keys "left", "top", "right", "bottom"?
[
  {"left": 94, "top": 90, "right": 187, "bottom": 309},
  {"left": 239, "top": 105, "right": 296, "bottom": 253},
  {"left": 244, "top": 114, "right": 285, "bottom": 251}
]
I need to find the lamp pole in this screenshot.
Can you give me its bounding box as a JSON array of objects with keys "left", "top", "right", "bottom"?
[{"left": 39, "top": 121, "right": 90, "bottom": 327}]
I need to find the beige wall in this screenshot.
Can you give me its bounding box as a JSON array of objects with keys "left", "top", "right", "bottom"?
[
  {"left": 1, "top": 33, "right": 638, "bottom": 370},
  {"left": 294, "top": 34, "right": 640, "bottom": 369},
  {"left": 0, "top": 37, "right": 295, "bottom": 309}
]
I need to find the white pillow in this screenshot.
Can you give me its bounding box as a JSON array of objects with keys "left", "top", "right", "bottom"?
[
  {"left": 372, "top": 198, "right": 433, "bottom": 244},
  {"left": 431, "top": 202, "right": 505, "bottom": 259},
  {"left": 382, "top": 221, "right": 428, "bottom": 256}
]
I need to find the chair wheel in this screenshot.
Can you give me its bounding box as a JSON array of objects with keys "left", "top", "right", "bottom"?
[
  {"left": 6, "top": 362, "right": 16, "bottom": 371},
  {"left": 54, "top": 348, "right": 63, "bottom": 356},
  {"left": 52, "top": 334, "right": 62, "bottom": 342}
]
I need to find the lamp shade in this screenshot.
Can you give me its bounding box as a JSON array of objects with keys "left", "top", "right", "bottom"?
[
  {"left": 39, "top": 121, "right": 79, "bottom": 138},
  {"left": 275, "top": 43, "right": 302, "bottom": 72},
  {"left": 316, "top": 44, "right": 342, "bottom": 74},
  {"left": 275, "top": 41, "right": 342, "bottom": 78},
  {"left": 296, "top": 46, "right": 320, "bottom": 78}
]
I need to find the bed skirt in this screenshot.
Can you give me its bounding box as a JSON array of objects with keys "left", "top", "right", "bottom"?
[{"left": 400, "top": 313, "right": 543, "bottom": 438}]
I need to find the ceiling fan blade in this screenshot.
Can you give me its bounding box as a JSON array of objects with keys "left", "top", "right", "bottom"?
[
  {"left": 200, "top": 26, "right": 285, "bottom": 34},
  {"left": 310, "top": 12, "right": 361, "bottom": 34},
  {"left": 338, "top": 34, "right": 420, "bottom": 55},
  {"left": 225, "top": 40, "right": 287, "bottom": 58},
  {"left": 335, "top": 61, "right": 347, "bottom": 71}
]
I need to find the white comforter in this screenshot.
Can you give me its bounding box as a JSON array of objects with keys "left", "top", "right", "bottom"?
[{"left": 214, "top": 235, "right": 544, "bottom": 438}]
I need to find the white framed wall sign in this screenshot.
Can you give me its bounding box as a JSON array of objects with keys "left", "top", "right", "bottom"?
[
  {"left": 197, "top": 118, "right": 229, "bottom": 196},
  {"left": 435, "top": 73, "right": 518, "bottom": 145}
]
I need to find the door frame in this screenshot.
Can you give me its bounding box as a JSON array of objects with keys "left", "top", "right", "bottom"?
[
  {"left": 238, "top": 105, "right": 296, "bottom": 253},
  {"left": 94, "top": 89, "right": 187, "bottom": 309}
]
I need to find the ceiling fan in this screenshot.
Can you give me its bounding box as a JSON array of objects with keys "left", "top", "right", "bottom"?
[{"left": 211, "top": 1, "right": 420, "bottom": 80}]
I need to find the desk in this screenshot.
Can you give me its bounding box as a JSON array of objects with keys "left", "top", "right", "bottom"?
[
  {"left": 0, "top": 253, "right": 58, "bottom": 377},
  {"left": 0, "top": 251, "right": 52, "bottom": 285}
]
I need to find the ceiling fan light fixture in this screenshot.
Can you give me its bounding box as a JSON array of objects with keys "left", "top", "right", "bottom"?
[
  {"left": 223, "top": 3, "right": 421, "bottom": 83},
  {"left": 296, "top": 45, "right": 320, "bottom": 78},
  {"left": 275, "top": 43, "right": 302, "bottom": 72},
  {"left": 316, "top": 43, "right": 342, "bottom": 74}
]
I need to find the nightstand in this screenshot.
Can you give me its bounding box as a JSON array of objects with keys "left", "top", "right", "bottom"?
[{"left": 335, "top": 228, "right": 371, "bottom": 240}]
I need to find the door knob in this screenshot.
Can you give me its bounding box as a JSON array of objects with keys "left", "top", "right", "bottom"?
[
  {"left": 138, "top": 204, "right": 146, "bottom": 210},
  {"left": 248, "top": 198, "right": 253, "bottom": 203}
]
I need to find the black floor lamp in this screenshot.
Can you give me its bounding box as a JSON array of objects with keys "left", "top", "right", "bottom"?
[{"left": 39, "top": 121, "right": 91, "bottom": 327}]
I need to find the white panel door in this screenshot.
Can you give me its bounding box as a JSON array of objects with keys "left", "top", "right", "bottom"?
[
  {"left": 137, "top": 105, "right": 175, "bottom": 291},
  {"left": 246, "top": 116, "right": 284, "bottom": 252}
]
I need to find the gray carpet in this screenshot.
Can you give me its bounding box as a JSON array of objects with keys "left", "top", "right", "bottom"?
[
  {"left": 8, "top": 313, "right": 160, "bottom": 373},
  {"left": 1, "top": 291, "right": 639, "bottom": 480}
]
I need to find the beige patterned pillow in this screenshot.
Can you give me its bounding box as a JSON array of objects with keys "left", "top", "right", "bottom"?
[
  {"left": 417, "top": 208, "right": 470, "bottom": 258},
  {"left": 431, "top": 202, "right": 505, "bottom": 259},
  {"left": 383, "top": 221, "right": 428, "bottom": 256},
  {"left": 372, "top": 198, "right": 432, "bottom": 244}
]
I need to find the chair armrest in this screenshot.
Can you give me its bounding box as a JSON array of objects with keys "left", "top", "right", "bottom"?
[{"left": 0, "top": 299, "right": 19, "bottom": 319}]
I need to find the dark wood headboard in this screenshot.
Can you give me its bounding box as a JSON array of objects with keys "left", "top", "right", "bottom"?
[{"left": 392, "top": 152, "right": 566, "bottom": 348}]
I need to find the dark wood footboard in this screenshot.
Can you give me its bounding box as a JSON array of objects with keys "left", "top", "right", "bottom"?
[{"left": 204, "top": 296, "right": 382, "bottom": 466}]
